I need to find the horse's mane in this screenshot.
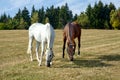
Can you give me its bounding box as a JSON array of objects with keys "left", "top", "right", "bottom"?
[{"left": 68, "top": 22, "right": 73, "bottom": 44}]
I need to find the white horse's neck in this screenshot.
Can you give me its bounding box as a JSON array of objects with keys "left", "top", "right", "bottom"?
[{"left": 46, "top": 24, "right": 55, "bottom": 50}]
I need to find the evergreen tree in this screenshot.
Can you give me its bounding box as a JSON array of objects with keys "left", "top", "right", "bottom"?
[
  {"left": 0, "top": 13, "right": 8, "bottom": 23},
  {"left": 94, "top": 1, "right": 104, "bottom": 29},
  {"left": 14, "top": 9, "right": 21, "bottom": 21},
  {"left": 73, "top": 14, "right": 78, "bottom": 21},
  {"left": 86, "top": 4, "right": 94, "bottom": 28},
  {"left": 65, "top": 3, "right": 73, "bottom": 22},
  {"left": 13, "top": 9, "right": 22, "bottom": 29},
  {"left": 59, "top": 3, "right": 73, "bottom": 26},
  {"left": 103, "top": 4, "right": 110, "bottom": 29},
  {"left": 109, "top": 2, "right": 116, "bottom": 11},
  {"left": 22, "top": 7, "right": 31, "bottom": 29},
  {"left": 46, "top": 5, "right": 56, "bottom": 28},
  {"left": 54, "top": 7, "right": 60, "bottom": 28},
  {"left": 38, "top": 7, "right": 45, "bottom": 23},
  {"left": 31, "top": 5, "right": 36, "bottom": 17},
  {"left": 85, "top": 1, "right": 116, "bottom": 29}
]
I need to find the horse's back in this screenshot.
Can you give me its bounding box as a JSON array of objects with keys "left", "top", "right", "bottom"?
[
  {"left": 28, "top": 23, "right": 54, "bottom": 42},
  {"left": 71, "top": 22, "right": 81, "bottom": 37},
  {"left": 63, "top": 22, "right": 81, "bottom": 39},
  {"left": 29, "top": 23, "right": 45, "bottom": 31}
]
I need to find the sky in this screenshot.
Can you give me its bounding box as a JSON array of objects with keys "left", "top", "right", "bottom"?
[{"left": 0, "top": 0, "right": 120, "bottom": 17}]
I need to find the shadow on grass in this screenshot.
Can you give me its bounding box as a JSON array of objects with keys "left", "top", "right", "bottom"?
[
  {"left": 74, "top": 59, "right": 112, "bottom": 67},
  {"left": 98, "top": 54, "right": 120, "bottom": 61},
  {"left": 54, "top": 54, "right": 120, "bottom": 68},
  {"left": 55, "top": 59, "right": 112, "bottom": 68}
]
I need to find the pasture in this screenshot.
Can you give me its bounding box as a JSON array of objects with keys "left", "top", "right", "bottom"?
[{"left": 0, "top": 29, "right": 120, "bottom": 80}]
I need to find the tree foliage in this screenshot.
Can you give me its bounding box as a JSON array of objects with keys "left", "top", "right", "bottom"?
[
  {"left": 110, "top": 8, "right": 120, "bottom": 29},
  {"left": 38, "top": 7, "right": 45, "bottom": 23},
  {"left": 83, "top": 1, "right": 117, "bottom": 29},
  {"left": 77, "top": 12, "right": 89, "bottom": 29},
  {"left": 21, "top": 7, "right": 31, "bottom": 29},
  {"left": 31, "top": 11, "right": 38, "bottom": 24},
  {"left": 0, "top": 3, "right": 74, "bottom": 30}
]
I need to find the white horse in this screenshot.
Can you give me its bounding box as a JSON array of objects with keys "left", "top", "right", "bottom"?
[{"left": 27, "top": 23, "right": 55, "bottom": 67}]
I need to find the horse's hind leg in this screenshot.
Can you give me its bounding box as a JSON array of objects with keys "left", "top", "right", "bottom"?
[
  {"left": 63, "top": 36, "right": 66, "bottom": 58},
  {"left": 27, "top": 35, "right": 33, "bottom": 61},
  {"left": 36, "top": 41, "right": 40, "bottom": 62}
]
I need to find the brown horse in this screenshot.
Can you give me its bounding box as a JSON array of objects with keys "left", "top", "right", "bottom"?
[{"left": 63, "top": 22, "right": 81, "bottom": 61}]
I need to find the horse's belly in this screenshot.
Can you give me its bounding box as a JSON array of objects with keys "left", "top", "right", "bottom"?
[
  {"left": 34, "top": 32, "right": 47, "bottom": 43},
  {"left": 34, "top": 35, "right": 41, "bottom": 42}
]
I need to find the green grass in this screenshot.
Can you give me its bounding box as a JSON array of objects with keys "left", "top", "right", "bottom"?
[{"left": 0, "top": 29, "right": 120, "bottom": 80}]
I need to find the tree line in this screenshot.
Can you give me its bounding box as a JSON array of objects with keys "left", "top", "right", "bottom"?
[
  {"left": 77, "top": 1, "right": 120, "bottom": 29},
  {"left": 0, "top": 3, "right": 74, "bottom": 30},
  {"left": 0, "top": 1, "right": 120, "bottom": 30}
]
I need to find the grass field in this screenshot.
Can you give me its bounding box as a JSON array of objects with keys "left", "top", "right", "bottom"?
[{"left": 0, "top": 29, "right": 120, "bottom": 80}]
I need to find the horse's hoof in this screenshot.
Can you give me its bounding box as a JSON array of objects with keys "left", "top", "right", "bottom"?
[
  {"left": 47, "top": 63, "right": 50, "bottom": 67},
  {"left": 70, "top": 58, "right": 73, "bottom": 61},
  {"left": 38, "top": 63, "right": 42, "bottom": 66},
  {"left": 62, "top": 55, "right": 64, "bottom": 58},
  {"left": 38, "top": 64, "right": 42, "bottom": 66},
  {"left": 78, "top": 52, "right": 80, "bottom": 55}
]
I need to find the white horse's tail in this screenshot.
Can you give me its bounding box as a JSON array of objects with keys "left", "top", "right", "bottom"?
[
  {"left": 27, "top": 48, "right": 31, "bottom": 54},
  {"left": 27, "top": 32, "right": 34, "bottom": 54},
  {"left": 27, "top": 42, "right": 32, "bottom": 54}
]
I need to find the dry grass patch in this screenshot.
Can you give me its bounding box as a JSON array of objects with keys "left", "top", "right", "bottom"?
[{"left": 0, "top": 29, "right": 120, "bottom": 80}]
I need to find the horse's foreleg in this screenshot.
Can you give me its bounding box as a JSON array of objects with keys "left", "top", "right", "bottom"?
[
  {"left": 63, "top": 36, "right": 66, "bottom": 58},
  {"left": 36, "top": 41, "right": 40, "bottom": 62},
  {"left": 78, "top": 36, "right": 81, "bottom": 55},
  {"left": 73, "top": 41, "right": 76, "bottom": 55},
  {"left": 39, "top": 42, "right": 45, "bottom": 66},
  {"left": 27, "top": 36, "right": 33, "bottom": 61}
]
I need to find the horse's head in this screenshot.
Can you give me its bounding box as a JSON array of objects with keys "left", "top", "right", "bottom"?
[
  {"left": 45, "top": 48, "right": 54, "bottom": 67},
  {"left": 67, "top": 42, "right": 75, "bottom": 61}
]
